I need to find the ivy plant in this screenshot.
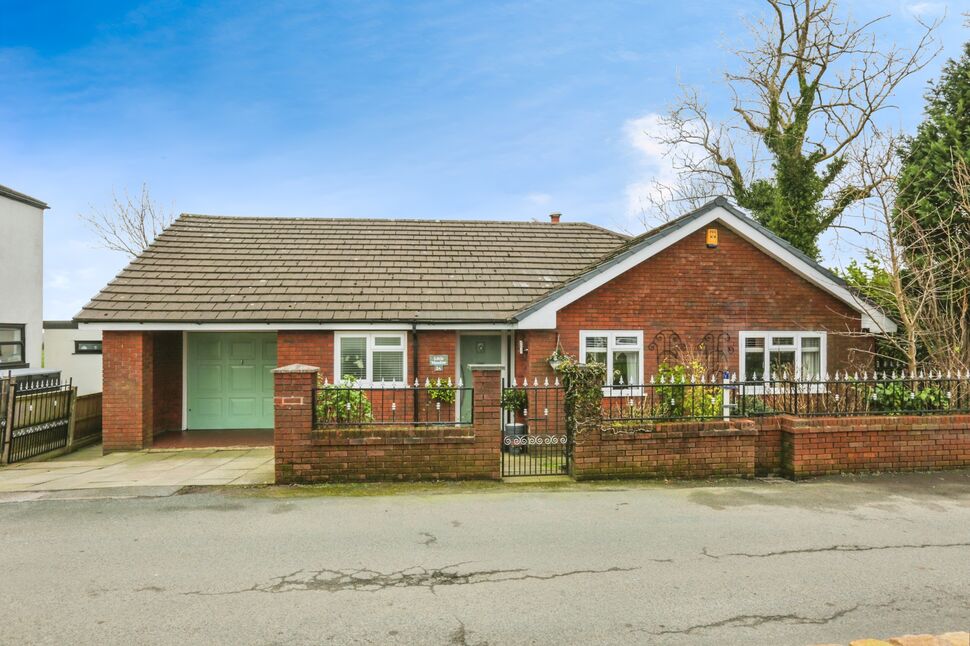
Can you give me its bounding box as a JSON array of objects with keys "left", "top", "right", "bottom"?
[{"left": 557, "top": 355, "right": 607, "bottom": 435}]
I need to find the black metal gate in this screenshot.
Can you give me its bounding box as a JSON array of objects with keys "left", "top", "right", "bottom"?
[
  {"left": 1, "top": 378, "right": 73, "bottom": 464},
  {"left": 501, "top": 380, "right": 570, "bottom": 477}
]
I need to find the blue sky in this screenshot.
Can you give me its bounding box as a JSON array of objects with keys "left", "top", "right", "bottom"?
[{"left": 0, "top": 0, "right": 965, "bottom": 319}]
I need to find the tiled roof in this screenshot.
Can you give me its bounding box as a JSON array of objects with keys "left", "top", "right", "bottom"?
[{"left": 77, "top": 214, "right": 628, "bottom": 323}]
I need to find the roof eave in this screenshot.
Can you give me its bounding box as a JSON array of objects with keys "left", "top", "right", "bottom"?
[{"left": 0, "top": 183, "right": 49, "bottom": 210}]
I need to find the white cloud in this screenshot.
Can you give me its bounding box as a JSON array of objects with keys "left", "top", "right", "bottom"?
[
  {"left": 622, "top": 113, "right": 681, "bottom": 222},
  {"left": 905, "top": 2, "right": 946, "bottom": 17},
  {"left": 526, "top": 192, "right": 552, "bottom": 206}
]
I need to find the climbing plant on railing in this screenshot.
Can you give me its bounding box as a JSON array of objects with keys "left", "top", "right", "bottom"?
[{"left": 556, "top": 355, "right": 606, "bottom": 436}]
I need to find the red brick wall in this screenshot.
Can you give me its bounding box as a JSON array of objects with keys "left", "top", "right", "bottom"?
[
  {"left": 152, "top": 332, "right": 182, "bottom": 435},
  {"left": 276, "top": 330, "right": 460, "bottom": 385},
  {"left": 754, "top": 417, "right": 783, "bottom": 476},
  {"left": 274, "top": 366, "right": 502, "bottom": 483},
  {"left": 780, "top": 414, "right": 970, "bottom": 478},
  {"left": 102, "top": 331, "right": 154, "bottom": 452},
  {"left": 573, "top": 419, "right": 757, "bottom": 480},
  {"left": 554, "top": 224, "right": 873, "bottom": 378},
  {"left": 514, "top": 331, "right": 558, "bottom": 386},
  {"left": 278, "top": 331, "right": 334, "bottom": 376},
  {"left": 414, "top": 330, "right": 458, "bottom": 384}
]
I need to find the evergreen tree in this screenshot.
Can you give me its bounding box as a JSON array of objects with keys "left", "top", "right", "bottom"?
[{"left": 896, "top": 42, "right": 970, "bottom": 246}]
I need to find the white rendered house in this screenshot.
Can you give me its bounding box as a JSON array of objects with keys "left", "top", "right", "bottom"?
[{"left": 0, "top": 183, "right": 48, "bottom": 373}]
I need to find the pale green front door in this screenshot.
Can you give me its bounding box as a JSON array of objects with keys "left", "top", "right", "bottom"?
[
  {"left": 459, "top": 334, "right": 503, "bottom": 423},
  {"left": 187, "top": 333, "right": 277, "bottom": 429}
]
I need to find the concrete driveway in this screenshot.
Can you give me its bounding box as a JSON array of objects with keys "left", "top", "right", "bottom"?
[
  {"left": 2, "top": 471, "right": 970, "bottom": 645},
  {"left": 0, "top": 444, "right": 274, "bottom": 491}
]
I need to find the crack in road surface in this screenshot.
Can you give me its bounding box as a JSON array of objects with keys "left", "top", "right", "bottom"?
[
  {"left": 186, "top": 563, "right": 638, "bottom": 595},
  {"left": 702, "top": 541, "right": 970, "bottom": 559},
  {"left": 648, "top": 605, "right": 861, "bottom": 636}
]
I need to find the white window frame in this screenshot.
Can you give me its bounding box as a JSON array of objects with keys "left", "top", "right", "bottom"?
[
  {"left": 579, "top": 330, "right": 644, "bottom": 391},
  {"left": 334, "top": 332, "right": 408, "bottom": 386},
  {"left": 739, "top": 331, "right": 827, "bottom": 383}
]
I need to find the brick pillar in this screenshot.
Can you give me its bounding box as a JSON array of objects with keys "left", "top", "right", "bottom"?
[
  {"left": 102, "top": 331, "right": 155, "bottom": 452},
  {"left": 273, "top": 363, "right": 319, "bottom": 485},
  {"left": 470, "top": 367, "right": 503, "bottom": 480}
]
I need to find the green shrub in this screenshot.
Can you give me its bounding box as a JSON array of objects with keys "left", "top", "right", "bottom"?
[
  {"left": 315, "top": 376, "right": 373, "bottom": 425},
  {"left": 869, "top": 381, "right": 951, "bottom": 414},
  {"left": 500, "top": 388, "right": 528, "bottom": 413},
  {"left": 652, "top": 362, "right": 722, "bottom": 419},
  {"left": 427, "top": 379, "right": 457, "bottom": 405}
]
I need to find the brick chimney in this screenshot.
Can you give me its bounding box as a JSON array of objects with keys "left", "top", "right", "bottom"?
[{"left": 548, "top": 212, "right": 561, "bottom": 224}]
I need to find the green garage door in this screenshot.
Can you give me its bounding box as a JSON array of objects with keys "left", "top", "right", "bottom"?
[{"left": 187, "top": 333, "right": 277, "bottom": 429}]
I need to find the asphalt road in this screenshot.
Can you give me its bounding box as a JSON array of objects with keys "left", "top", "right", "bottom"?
[{"left": 2, "top": 473, "right": 970, "bottom": 646}]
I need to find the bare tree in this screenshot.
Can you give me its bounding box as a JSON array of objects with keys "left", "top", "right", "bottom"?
[
  {"left": 851, "top": 136, "right": 970, "bottom": 373},
  {"left": 640, "top": 0, "right": 939, "bottom": 257},
  {"left": 79, "top": 184, "right": 175, "bottom": 257}
]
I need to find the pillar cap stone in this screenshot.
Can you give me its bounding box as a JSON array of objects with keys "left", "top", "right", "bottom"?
[{"left": 272, "top": 364, "right": 320, "bottom": 374}]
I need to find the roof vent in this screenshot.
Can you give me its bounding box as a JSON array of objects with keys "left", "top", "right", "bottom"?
[{"left": 548, "top": 212, "right": 561, "bottom": 224}]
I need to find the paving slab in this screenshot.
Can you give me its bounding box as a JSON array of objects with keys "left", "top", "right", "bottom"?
[{"left": 0, "top": 445, "right": 274, "bottom": 490}]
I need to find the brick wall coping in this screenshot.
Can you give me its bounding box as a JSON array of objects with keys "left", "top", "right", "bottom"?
[
  {"left": 310, "top": 434, "right": 477, "bottom": 447},
  {"left": 777, "top": 413, "right": 970, "bottom": 432},
  {"left": 311, "top": 426, "right": 474, "bottom": 444},
  {"left": 599, "top": 419, "right": 757, "bottom": 439},
  {"left": 598, "top": 427, "right": 757, "bottom": 441},
  {"left": 273, "top": 363, "right": 321, "bottom": 374}
]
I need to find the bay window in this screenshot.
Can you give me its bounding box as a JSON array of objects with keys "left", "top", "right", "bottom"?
[
  {"left": 335, "top": 333, "right": 406, "bottom": 384},
  {"left": 740, "top": 331, "right": 825, "bottom": 381},
  {"left": 579, "top": 331, "right": 643, "bottom": 387}
]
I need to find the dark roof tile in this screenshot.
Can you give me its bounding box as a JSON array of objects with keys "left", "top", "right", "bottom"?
[{"left": 77, "top": 214, "right": 627, "bottom": 323}]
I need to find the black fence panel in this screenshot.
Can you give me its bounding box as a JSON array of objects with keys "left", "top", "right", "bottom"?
[
  {"left": 312, "top": 381, "right": 473, "bottom": 428},
  {"left": 7, "top": 380, "right": 73, "bottom": 463}
]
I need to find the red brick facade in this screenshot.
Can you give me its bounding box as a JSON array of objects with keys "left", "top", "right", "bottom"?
[
  {"left": 517, "top": 224, "right": 873, "bottom": 386},
  {"left": 101, "top": 218, "right": 881, "bottom": 459},
  {"left": 274, "top": 365, "right": 502, "bottom": 483},
  {"left": 276, "top": 330, "right": 462, "bottom": 386},
  {"left": 573, "top": 420, "right": 757, "bottom": 480},
  {"left": 102, "top": 330, "right": 181, "bottom": 451}
]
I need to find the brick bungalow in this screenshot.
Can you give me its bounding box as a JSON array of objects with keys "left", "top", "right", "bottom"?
[{"left": 75, "top": 197, "right": 895, "bottom": 451}]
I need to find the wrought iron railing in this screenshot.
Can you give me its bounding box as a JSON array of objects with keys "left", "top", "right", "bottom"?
[
  {"left": 603, "top": 380, "right": 726, "bottom": 424},
  {"left": 603, "top": 371, "right": 970, "bottom": 424},
  {"left": 735, "top": 372, "right": 970, "bottom": 418},
  {"left": 312, "top": 379, "right": 472, "bottom": 428}
]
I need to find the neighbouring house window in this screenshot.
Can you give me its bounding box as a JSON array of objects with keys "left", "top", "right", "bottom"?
[
  {"left": 740, "top": 331, "right": 826, "bottom": 380},
  {"left": 579, "top": 331, "right": 643, "bottom": 386},
  {"left": 0, "top": 324, "right": 26, "bottom": 367},
  {"left": 335, "top": 333, "right": 406, "bottom": 384},
  {"left": 74, "top": 340, "right": 103, "bottom": 355}
]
